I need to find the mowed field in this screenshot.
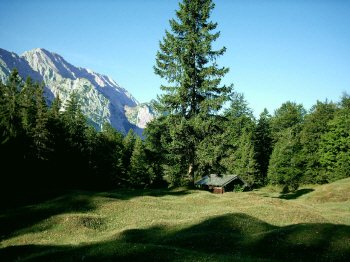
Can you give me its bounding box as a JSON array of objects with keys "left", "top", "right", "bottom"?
[{"left": 1, "top": 178, "right": 350, "bottom": 262}]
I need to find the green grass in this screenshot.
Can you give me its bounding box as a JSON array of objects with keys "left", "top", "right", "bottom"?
[{"left": 1, "top": 179, "right": 350, "bottom": 261}]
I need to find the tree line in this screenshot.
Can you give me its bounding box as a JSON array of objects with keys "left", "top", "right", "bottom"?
[
  {"left": 1, "top": 69, "right": 349, "bottom": 193},
  {"left": 145, "top": 91, "right": 350, "bottom": 192},
  {"left": 0, "top": 69, "right": 166, "bottom": 193}
]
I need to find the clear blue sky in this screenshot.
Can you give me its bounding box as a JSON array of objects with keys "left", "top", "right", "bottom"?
[{"left": 1, "top": 0, "right": 349, "bottom": 117}]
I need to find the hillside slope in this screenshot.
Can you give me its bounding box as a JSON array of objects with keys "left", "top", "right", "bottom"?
[{"left": 1, "top": 179, "right": 349, "bottom": 261}]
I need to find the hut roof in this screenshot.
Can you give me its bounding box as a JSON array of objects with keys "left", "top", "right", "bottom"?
[{"left": 195, "top": 174, "right": 248, "bottom": 187}]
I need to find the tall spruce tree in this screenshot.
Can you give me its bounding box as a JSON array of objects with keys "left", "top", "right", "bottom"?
[
  {"left": 0, "top": 68, "right": 23, "bottom": 142},
  {"left": 221, "top": 128, "right": 259, "bottom": 186},
  {"left": 62, "top": 93, "right": 88, "bottom": 188},
  {"left": 271, "top": 101, "right": 306, "bottom": 143},
  {"left": 267, "top": 127, "right": 303, "bottom": 192},
  {"left": 223, "top": 93, "right": 255, "bottom": 160},
  {"left": 318, "top": 93, "right": 350, "bottom": 181},
  {"left": 254, "top": 108, "right": 273, "bottom": 185},
  {"left": 91, "top": 123, "right": 124, "bottom": 189},
  {"left": 47, "top": 94, "right": 67, "bottom": 180},
  {"left": 129, "top": 136, "right": 150, "bottom": 189},
  {"left": 32, "top": 80, "right": 49, "bottom": 160},
  {"left": 122, "top": 129, "right": 136, "bottom": 186},
  {"left": 143, "top": 116, "right": 168, "bottom": 187},
  {"left": 154, "top": 0, "right": 233, "bottom": 186},
  {"left": 19, "top": 76, "right": 37, "bottom": 136},
  {"left": 299, "top": 100, "right": 336, "bottom": 184}
]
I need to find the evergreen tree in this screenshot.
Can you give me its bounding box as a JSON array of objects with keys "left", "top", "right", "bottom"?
[
  {"left": 144, "top": 116, "right": 168, "bottom": 188},
  {"left": 299, "top": 100, "right": 336, "bottom": 183},
  {"left": 63, "top": 93, "right": 87, "bottom": 150},
  {"left": 219, "top": 93, "right": 256, "bottom": 182},
  {"left": 223, "top": 93, "right": 255, "bottom": 161},
  {"left": 145, "top": 115, "right": 188, "bottom": 187},
  {"left": 32, "top": 80, "right": 49, "bottom": 160},
  {"left": 0, "top": 79, "right": 5, "bottom": 139},
  {"left": 128, "top": 136, "right": 150, "bottom": 189},
  {"left": 0, "top": 69, "right": 27, "bottom": 191},
  {"left": 61, "top": 93, "right": 88, "bottom": 188},
  {"left": 47, "top": 94, "right": 67, "bottom": 183},
  {"left": 318, "top": 93, "right": 350, "bottom": 181},
  {"left": 271, "top": 101, "right": 306, "bottom": 143},
  {"left": 222, "top": 128, "right": 259, "bottom": 186},
  {"left": 122, "top": 128, "right": 136, "bottom": 186},
  {"left": 91, "top": 123, "right": 124, "bottom": 188},
  {"left": 19, "top": 76, "right": 37, "bottom": 136},
  {"left": 85, "top": 125, "right": 97, "bottom": 185},
  {"left": 195, "top": 116, "right": 228, "bottom": 178},
  {"left": 254, "top": 108, "right": 273, "bottom": 185},
  {"left": 154, "top": 0, "right": 233, "bottom": 186},
  {"left": 339, "top": 91, "right": 350, "bottom": 108},
  {"left": 267, "top": 127, "right": 303, "bottom": 192},
  {"left": 224, "top": 93, "right": 255, "bottom": 138},
  {"left": 0, "top": 68, "right": 24, "bottom": 141},
  {"left": 15, "top": 75, "right": 37, "bottom": 161},
  {"left": 48, "top": 93, "right": 63, "bottom": 120}
]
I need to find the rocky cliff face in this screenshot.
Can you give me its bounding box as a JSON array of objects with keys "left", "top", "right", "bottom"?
[
  {"left": 0, "top": 48, "right": 158, "bottom": 135},
  {"left": 125, "top": 99, "right": 164, "bottom": 129}
]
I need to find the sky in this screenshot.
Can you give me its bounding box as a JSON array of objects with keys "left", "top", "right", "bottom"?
[{"left": 1, "top": 0, "right": 349, "bottom": 117}]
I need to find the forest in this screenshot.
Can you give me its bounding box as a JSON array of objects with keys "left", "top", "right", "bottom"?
[
  {"left": 1, "top": 0, "right": 349, "bottom": 196},
  {"left": 1, "top": 68, "right": 349, "bottom": 195}
]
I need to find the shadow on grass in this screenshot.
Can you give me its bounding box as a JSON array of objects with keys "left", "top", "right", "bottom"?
[
  {"left": 0, "top": 188, "right": 194, "bottom": 244},
  {"left": 0, "top": 191, "right": 97, "bottom": 242},
  {"left": 1, "top": 213, "right": 350, "bottom": 262},
  {"left": 277, "top": 189, "right": 315, "bottom": 200},
  {"left": 97, "top": 187, "right": 193, "bottom": 200}
]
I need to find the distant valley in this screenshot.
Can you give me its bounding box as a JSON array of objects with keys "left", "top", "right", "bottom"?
[{"left": 0, "top": 48, "right": 160, "bottom": 136}]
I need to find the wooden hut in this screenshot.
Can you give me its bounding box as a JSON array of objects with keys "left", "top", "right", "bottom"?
[{"left": 195, "top": 174, "right": 249, "bottom": 194}]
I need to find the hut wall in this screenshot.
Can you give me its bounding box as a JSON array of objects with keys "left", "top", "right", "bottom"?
[{"left": 213, "top": 186, "right": 223, "bottom": 194}]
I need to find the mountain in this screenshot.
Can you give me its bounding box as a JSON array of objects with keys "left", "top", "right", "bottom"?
[
  {"left": 125, "top": 99, "right": 165, "bottom": 129},
  {"left": 0, "top": 48, "right": 160, "bottom": 136}
]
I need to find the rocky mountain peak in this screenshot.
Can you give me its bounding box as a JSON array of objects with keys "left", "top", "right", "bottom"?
[{"left": 0, "top": 47, "right": 159, "bottom": 136}]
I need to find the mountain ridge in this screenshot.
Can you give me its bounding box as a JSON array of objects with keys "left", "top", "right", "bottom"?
[{"left": 0, "top": 47, "right": 159, "bottom": 136}]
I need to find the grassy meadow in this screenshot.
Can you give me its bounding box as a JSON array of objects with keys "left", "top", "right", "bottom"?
[{"left": 1, "top": 178, "right": 350, "bottom": 261}]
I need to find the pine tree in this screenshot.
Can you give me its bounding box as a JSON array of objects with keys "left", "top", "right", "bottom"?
[
  {"left": 195, "top": 116, "right": 227, "bottom": 178},
  {"left": 271, "top": 101, "right": 306, "bottom": 143},
  {"left": 267, "top": 127, "right": 302, "bottom": 192},
  {"left": 224, "top": 93, "right": 255, "bottom": 137},
  {"left": 154, "top": 0, "right": 233, "bottom": 186},
  {"left": 221, "top": 128, "right": 259, "bottom": 186},
  {"left": 254, "top": 108, "right": 273, "bottom": 185},
  {"left": 0, "top": 68, "right": 24, "bottom": 141},
  {"left": 90, "top": 123, "right": 124, "bottom": 189},
  {"left": 0, "top": 79, "right": 5, "bottom": 139},
  {"left": 47, "top": 94, "right": 67, "bottom": 182},
  {"left": 61, "top": 93, "right": 88, "bottom": 188},
  {"left": 122, "top": 129, "right": 136, "bottom": 186},
  {"left": 318, "top": 93, "right": 350, "bottom": 181},
  {"left": 32, "top": 80, "right": 49, "bottom": 160},
  {"left": 299, "top": 100, "right": 336, "bottom": 183},
  {"left": 63, "top": 93, "right": 87, "bottom": 149},
  {"left": 19, "top": 76, "right": 37, "bottom": 136},
  {"left": 129, "top": 136, "right": 150, "bottom": 189},
  {"left": 0, "top": 69, "right": 27, "bottom": 191},
  {"left": 144, "top": 116, "right": 168, "bottom": 188},
  {"left": 223, "top": 92, "right": 255, "bottom": 159},
  {"left": 48, "top": 93, "right": 62, "bottom": 120}
]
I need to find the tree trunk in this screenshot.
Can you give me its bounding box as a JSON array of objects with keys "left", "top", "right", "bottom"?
[{"left": 188, "top": 162, "right": 194, "bottom": 188}]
